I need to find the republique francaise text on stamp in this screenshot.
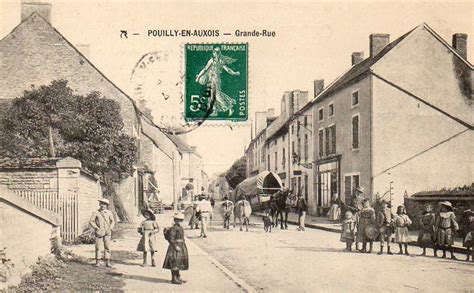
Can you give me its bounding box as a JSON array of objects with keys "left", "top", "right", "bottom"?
[{"left": 184, "top": 43, "right": 248, "bottom": 122}]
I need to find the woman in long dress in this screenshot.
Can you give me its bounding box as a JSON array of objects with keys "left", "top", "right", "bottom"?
[
  {"left": 195, "top": 47, "right": 240, "bottom": 116},
  {"left": 328, "top": 194, "right": 341, "bottom": 221}
]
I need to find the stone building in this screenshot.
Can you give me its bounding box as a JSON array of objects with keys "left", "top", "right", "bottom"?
[
  {"left": 0, "top": 1, "right": 203, "bottom": 221},
  {"left": 264, "top": 90, "right": 308, "bottom": 188},
  {"left": 305, "top": 23, "right": 472, "bottom": 211}
]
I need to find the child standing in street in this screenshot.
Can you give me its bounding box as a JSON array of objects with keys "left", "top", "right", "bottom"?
[
  {"left": 394, "top": 205, "right": 412, "bottom": 255},
  {"left": 163, "top": 212, "right": 189, "bottom": 285},
  {"left": 417, "top": 204, "right": 436, "bottom": 256},
  {"left": 137, "top": 209, "right": 159, "bottom": 267},
  {"left": 340, "top": 211, "right": 356, "bottom": 251}
]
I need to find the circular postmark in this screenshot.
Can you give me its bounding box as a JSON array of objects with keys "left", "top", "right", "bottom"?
[{"left": 130, "top": 50, "right": 213, "bottom": 134}]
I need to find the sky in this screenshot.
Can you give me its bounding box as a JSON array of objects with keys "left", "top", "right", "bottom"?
[{"left": 1, "top": 0, "right": 472, "bottom": 178}]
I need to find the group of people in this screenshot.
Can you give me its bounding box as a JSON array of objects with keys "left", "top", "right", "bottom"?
[
  {"left": 89, "top": 198, "right": 190, "bottom": 285},
  {"left": 339, "top": 195, "right": 474, "bottom": 262}
]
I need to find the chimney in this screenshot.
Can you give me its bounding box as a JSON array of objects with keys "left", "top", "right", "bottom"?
[
  {"left": 452, "top": 33, "right": 467, "bottom": 60},
  {"left": 351, "top": 51, "right": 364, "bottom": 65},
  {"left": 369, "top": 34, "right": 390, "bottom": 57},
  {"left": 267, "top": 108, "right": 275, "bottom": 118},
  {"left": 314, "top": 79, "right": 324, "bottom": 98},
  {"left": 75, "top": 44, "right": 90, "bottom": 59},
  {"left": 21, "top": 1, "right": 52, "bottom": 24}
]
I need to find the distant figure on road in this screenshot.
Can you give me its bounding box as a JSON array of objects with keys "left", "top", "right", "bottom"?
[
  {"left": 163, "top": 212, "right": 189, "bottom": 285},
  {"left": 210, "top": 196, "right": 215, "bottom": 209},
  {"left": 189, "top": 199, "right": 200, "bottom": 230},
  {"left": 196, "top": 194, "right": 213, "bottom": 237},
  {"left": 89, "top": 198, "right": 115, "bottom": 267},
  {"left": 393, "top": 205, "right": 412, "bottom": 255},
  {"left": 221, "top": 196, "right": 234, "bottom": 229},
  {"left": 434, "top": 201, "right": 459, "bottom": 259},
  {"left": 295, "top": 193, "right": 308, "bottom": 231},
  {"left": 136, "top": 209, "right": 159, "bottom": 267}
]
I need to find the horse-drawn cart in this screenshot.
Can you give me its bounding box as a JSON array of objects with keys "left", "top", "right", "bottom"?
[{"left": 234, "top": 171, "right": 284, "bottom": 210}]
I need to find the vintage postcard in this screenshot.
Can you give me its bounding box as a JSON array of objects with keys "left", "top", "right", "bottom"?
[{"left": 0, "top": 0, "right": 472, "bottom": 292}]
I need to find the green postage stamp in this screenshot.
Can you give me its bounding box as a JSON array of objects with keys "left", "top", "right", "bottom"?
[{"left": 184, "top": 43, "right": 248, "bottom": 122}]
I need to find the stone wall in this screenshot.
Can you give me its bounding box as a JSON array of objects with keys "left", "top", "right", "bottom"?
[
  {"left": 0, "top": 169, "right": 57, "bottom": 191},
  {"left": 0, "top": 188, "right": 59, "bottom": 289}
]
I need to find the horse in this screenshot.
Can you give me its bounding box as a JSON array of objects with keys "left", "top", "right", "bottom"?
[
  {"left": 234, "top": 199, "right": 252, "bottom": 232},
  {"left": 271, "top": 189, "right": 294, "bottom": 230}
]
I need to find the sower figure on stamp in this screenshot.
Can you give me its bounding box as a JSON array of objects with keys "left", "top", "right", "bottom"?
[
  {"left": 376, "top": 200, "right": 394, "bottom": 255},
  {"left": 417, "top": 204, "right": 436, "bottom": 256},
  {"left": 89, "top": 198, "right": 115, "bottom": 267},
  {"left": 163, "top": 213, "right": 189, "bottom": 285},
  {"left": 434, "top": 201, "right": 459, "bottom": 259},
  {"left": 195, "top": 47, "right": 240, "bottom": 116}
]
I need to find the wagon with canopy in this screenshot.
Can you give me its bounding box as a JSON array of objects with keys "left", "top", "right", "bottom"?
[{"left": 233, "top": 171, "right": 284, "bottom": 209}]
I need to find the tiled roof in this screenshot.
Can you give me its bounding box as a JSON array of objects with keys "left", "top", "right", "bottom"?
[
  {"left": 0, "top": 157, "right": 60, "bottom": 169},
  {"left": 165, "top": 133, "right": 193, "bottom": 152}
]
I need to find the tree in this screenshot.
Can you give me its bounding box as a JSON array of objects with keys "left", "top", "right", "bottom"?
[
  {"left": 225, "top": 156, "right": 247, "bottom": 189},
  {"left": 0, "top": 80, "right": 138, "bottom": 221}
]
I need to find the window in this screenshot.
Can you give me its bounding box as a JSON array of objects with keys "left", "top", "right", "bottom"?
[
  {"left": 297, "top": 138, "right": 301, "bottom": 163},
  {"left": 344, "top": 174, "right": 360, "bottom": 204},
  {"left": 282, "top": 148, "right": 286, "bottom": 168},
  {"left": 329, "top": 103, "right": 334, "bottom": 117},
  {"left": 352, "top": 114, "right": 360, "bottom": 150},
  {"left": 261, "top": 149, "right": 265, "bottom": 163},
  {"left": 352, "top": 90, "right": 359, "bottom": 107},
  {"left": 330, "top": 124, "right": 336, "bottom": 154},
  {"left": 318, "top": 107, "right": 324, "bottom": 121},
  {"left": 282, "top": 134, "right": 285, "bottom": 142},
  {"left": 304, "top": 116, "right": 308, "bottom": 127},
  {"left": 326, "top": 124, "right": 336, "bottom": 155},
  {"left": 325, "top": 128, "right": 330, "bottom": 156},
  {"left": 291, "top": 125, "right": 294, "bottom": 134},
  {"left": 267, "top": 155, "right": 270, "bottom": 170},
  {"left": 274, "top": 152, "right": 278, "bottom": 171},
  {"left": 318, "top": 129, "right": 324, "bottom": 157},
  {"left": 304, "top": 134, "right": 308, "bottom": 161},
  {"left": 304, "top": 175, "right": 308, "bottom": 200},
  {"left": 292, "top": 141, "right": 295, "bottom": 157}
]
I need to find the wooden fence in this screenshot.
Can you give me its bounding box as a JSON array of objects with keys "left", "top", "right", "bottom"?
[{"left": 15, "top": 190, "right": 79, "bottom": 242}]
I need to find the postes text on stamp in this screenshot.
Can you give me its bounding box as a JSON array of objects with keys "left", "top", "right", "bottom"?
[{"left": 184, "top": 43, "right": 248, "bottom": 122}]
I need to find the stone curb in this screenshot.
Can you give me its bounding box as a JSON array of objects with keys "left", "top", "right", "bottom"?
[{"left": 186, "top": 236, "right": 256, "bottom": 293}]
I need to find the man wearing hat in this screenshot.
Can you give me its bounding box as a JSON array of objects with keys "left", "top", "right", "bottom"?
[
  {"left": 196, "top": 194, "right": 213, "bottom": 237},
  {"left": 89, "top": 198, "right": 115, "bottom": 267},
  {"left": 434, "top": 201, "right": 459, "bottom": 259}
]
